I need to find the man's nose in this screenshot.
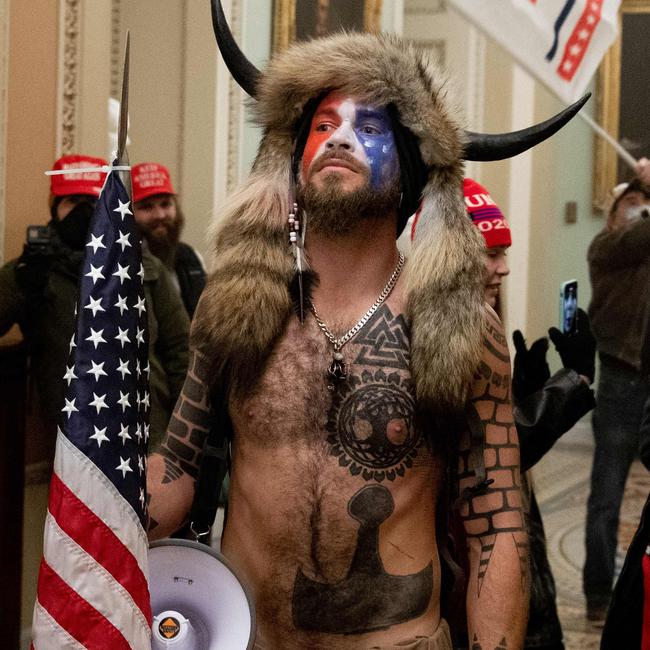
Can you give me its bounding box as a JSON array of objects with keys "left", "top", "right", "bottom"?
[
  {"left": 325, "top": 123, "right": 356, "bottom": 152},
  {"left": 152, "top": 205, "right": 167, "bottom": 221}
]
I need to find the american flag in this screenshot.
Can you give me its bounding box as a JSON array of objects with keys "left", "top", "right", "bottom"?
[{"left": 32, "top": 169, "right": 152, "bottom": 649}]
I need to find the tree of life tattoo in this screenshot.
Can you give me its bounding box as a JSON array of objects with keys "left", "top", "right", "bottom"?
[
  {"left": 458, "top": 312, "right": 529, "bottom": 596},
  {"left": 157, "top": 351, "right": 212, "bottom": 484},
  {"left": 326, "top": 305, "right": 422, "bottom": 482},
  {"left": 292, "top": 484, "right": 433, "bottom": 634}
]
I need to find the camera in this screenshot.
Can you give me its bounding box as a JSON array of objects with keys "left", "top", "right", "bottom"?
[{"left": 25, "top": 225, "right": 55, "bottom": 255}]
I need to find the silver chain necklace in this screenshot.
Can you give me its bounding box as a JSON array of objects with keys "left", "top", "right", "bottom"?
[{"left": 310, "top": 251, "right": 405, "bottom": 389}]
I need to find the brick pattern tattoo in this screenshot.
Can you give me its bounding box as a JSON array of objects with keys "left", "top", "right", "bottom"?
[
  {"left": 157, "top": 351, "right": 212, "bottom": 483},
  {"left": 459, "top": 310, "right": 528, "bottom": 595}
]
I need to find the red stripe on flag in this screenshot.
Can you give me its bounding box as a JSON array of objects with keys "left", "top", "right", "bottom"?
[
  {"left": 556, "top": 0, "right": 603, "bottom": 81},
  {"left": 48, "top": 471, "right": 152, "bottom": 624},
  {"left": 37, "top": 559, "right": 132, "bottom": 650}
]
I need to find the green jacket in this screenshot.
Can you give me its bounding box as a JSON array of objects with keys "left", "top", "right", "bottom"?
[{"left": 0, "top": 242, "right": 189, "bottom": 452}]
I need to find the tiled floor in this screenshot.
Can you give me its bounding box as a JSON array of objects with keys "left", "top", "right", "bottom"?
[{"left": 532, "top": 419, "right": 650, "bottom": 650}]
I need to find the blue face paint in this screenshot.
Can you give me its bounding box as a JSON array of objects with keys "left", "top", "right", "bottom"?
[{"left": 354, "top": 106, "right": 399, "bottom": 190}]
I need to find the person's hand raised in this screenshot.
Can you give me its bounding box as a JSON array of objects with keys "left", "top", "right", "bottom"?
[
  {"left": 511, "top": 330, "right": 550, "bottom": 401},
  {"left": 548, "top": 308, "right": 596, "bottom": 384}
]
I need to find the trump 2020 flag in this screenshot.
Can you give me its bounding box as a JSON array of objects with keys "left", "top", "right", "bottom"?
[
  {"left": 448, "top": 0, "right": 621, "bottom": 104},
  {"left": 32, "top": 168, "right": 152, "bottom": 649}
]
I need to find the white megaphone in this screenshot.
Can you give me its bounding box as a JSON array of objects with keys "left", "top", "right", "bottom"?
[{"left": 149, "top": 539, "right": 256, "bottom": 649}]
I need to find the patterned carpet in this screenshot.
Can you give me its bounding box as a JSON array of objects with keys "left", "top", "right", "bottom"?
[{"left": 532, "top": 419, "right": 650, "bottom": 650}]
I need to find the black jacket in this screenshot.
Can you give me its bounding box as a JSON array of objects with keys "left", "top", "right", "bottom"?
[
  {"left": 174, "top": 242, "right": 206, "bottom": 318},
  {"left": 515, "top": 368, "right": 596, "bottom": 473},
  {"left": 600, "top": 396, "right": 650, "bottom": 649}
]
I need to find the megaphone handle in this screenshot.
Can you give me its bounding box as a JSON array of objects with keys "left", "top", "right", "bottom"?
[{"left": 190, "top": 521, "right": 212, "bottom": 543}]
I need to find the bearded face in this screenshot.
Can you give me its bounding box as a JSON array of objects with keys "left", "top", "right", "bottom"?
[
  {"left": 298, "top": 92, "right": 400, "bottom": 236},
  {"left": 133, "top": 193, "right": 182, "bottom": 263}
]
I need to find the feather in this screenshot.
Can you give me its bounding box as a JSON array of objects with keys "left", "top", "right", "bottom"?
[{"left": 289, "top": 268, "right": 318, "bottom": 323}]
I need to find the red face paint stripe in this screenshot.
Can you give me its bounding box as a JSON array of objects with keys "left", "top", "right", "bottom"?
[
  {"left": 36, "top": 559, "right": 132, "bottom": 650},
  {"left": 302, "top": 94, "right": 345, "bottom": 177},
  {"left": 48, "top": 472, "right": 152, "bottom": 624}
]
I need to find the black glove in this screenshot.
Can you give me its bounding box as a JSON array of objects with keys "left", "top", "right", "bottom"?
[
  {"left": 511, "top": 330, "right": 550, "bottom": 401},
  {"left": 14, "top": 243, "right": 54, "bottom": 295},
  {"left": 548, "top": 308, "right": 596, "bottom": 383}
]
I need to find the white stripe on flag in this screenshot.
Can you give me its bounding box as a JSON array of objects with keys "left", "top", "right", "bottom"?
[
  {"left": 54, "top": 432, "right": 148, "bottom": 573},
  {"left": 43, "top": 513, "right": 151, "bottom": 649},
  {"left": 32, "top": 601, "right": 87, "bottom": 650}
]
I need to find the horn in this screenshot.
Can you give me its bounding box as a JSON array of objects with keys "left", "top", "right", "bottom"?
[
  {"left": 463, "top": 94, "right": 590, "bottom": 161},
  {"left": 210, "top": 0, "right": 261, "bottom": 97}
]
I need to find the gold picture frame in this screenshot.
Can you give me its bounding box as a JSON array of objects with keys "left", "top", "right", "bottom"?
[
  {"left": 594, "top": 0, "right": 650, "bottom": 211},
  {"left": 273, "top": 0, "right": 383, "bottom": 53}
]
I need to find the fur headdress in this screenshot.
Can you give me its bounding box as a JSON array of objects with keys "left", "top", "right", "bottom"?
[{"left": 195, "top": 3, "right": 588, "bottom": 411}]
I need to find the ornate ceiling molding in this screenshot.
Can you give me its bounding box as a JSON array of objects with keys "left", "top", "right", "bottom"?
[
  {"left": 57, "top": 0, "right": 81, "bottom": 155},
  {"left": 0, "top": 0, "right": 9, "bottom": 259},
  {"left": 227, "top": 0, "right": 242, "bottom": 194},
  {"left": 110, "top": 0, "right": 122, "bottom": 99}
]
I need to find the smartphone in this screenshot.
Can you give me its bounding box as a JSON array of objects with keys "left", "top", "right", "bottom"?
[{"left": 560, "top": 279, "right": 578, "bottom": 334}]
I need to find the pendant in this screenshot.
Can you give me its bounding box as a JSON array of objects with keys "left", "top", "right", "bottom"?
[{"left": 327, "top": 351, "right": 347, "bottom": 390}]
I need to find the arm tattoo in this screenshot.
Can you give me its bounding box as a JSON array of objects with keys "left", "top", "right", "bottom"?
[
  {"left": 145, "top": 492, "right": 159, "bottom": 532},
  {"left": 459, "top": 310, "right": 528, "bottom": 595},
  {"left": 471, "top": 634, "right": 508, "bottom": 650},
  {"left": 158, "top": 351, "right": 212, "bottom": 483}
]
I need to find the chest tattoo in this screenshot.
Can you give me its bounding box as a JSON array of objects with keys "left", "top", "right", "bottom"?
[
  {"left": 326, "top": 305, "right": 422, "bottom": 482},
  {"left": 353, "top": 305, "right": 410, "bottom": 370},
  {"left": 292, "top": 484, "right": 433, "bottom": 634}
]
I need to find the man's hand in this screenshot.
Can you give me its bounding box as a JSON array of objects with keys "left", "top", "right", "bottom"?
[
  {"left": 14, "top": 244, "right": 53, "bottom": 295},
  {"left": 511, "top": 330, "right": 550, "bottom": 401},
  {"left": 548, "top": 308, "right": 596, "bottom": 384}
]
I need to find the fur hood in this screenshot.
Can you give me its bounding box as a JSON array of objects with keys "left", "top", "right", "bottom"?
[{"left": 192, "top": 32, "right": 486, "bottom": 412}]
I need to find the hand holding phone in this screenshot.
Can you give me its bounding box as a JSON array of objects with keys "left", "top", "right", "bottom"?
[{"left": 548, "top": 308, "right": 596, "bottom": 384}]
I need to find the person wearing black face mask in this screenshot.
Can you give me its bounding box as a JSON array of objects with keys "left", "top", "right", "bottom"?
[{"left": 0, "top": 154, "right": 190, "bottom": 463}]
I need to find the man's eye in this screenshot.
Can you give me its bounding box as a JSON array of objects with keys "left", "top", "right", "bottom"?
[
  {"left": 360, "top": 125, "right": 381, "bottom": 135},
  {"left": 315, "top": 123, "right": 333, "bottom": 132}
]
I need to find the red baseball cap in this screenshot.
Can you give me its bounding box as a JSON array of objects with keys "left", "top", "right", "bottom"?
[
  {"left": 463, "top": 178, "right": 512, "bottom": 249},
  {"left": 50, "top": 154, "right": 108, "bottom": 197},
  {"left": 131, "top": 162, "right": 175, "bottom": 203}
]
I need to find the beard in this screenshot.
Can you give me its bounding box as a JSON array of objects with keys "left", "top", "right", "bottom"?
[
  {"left": 298, "top": 160, "right": 400, "bottom": 238},
  {"left": 141, "top": 208, "right": 183, "bottom": 266}
]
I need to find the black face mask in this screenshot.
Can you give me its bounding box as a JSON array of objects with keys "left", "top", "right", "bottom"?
[{"left": 52, "top": 200, "right": 96, "bottom": 250}]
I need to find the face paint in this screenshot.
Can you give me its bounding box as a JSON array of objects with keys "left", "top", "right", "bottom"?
[{"left": 301, "top": 92, "right": 399, "bottom": 191}]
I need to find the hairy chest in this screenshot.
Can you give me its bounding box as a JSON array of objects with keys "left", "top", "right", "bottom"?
[{"left": 230, "top": 303, "right": 423, "bottom": 468}]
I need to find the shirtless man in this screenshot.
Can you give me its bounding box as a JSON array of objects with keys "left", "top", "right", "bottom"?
[{"left": 146, "top": 23, "right": 586, "bottom": 649}]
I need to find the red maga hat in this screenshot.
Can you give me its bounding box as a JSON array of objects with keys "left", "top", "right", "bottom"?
[
  {"left": 131, "top": 162, "right": 175, "bottom": 203},
  {"left": 50, "top": 154, "right": 108, "bottom": 197},
  {"left": 462, "top": 178, "right": 512, "bottom": 249}
]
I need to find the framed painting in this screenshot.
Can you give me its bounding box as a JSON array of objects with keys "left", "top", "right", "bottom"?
[
  {"left": 273, "top": 0, "right": 383, "bottom": 52},
  {"left": 594, "top": 0, "right": 650, "bottom": 210}
]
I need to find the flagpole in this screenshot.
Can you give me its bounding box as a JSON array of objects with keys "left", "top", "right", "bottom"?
[
  {"left": 576, "top": 110, "right": 637, "bottom": 169},
  {"left": 117, "top": 31, "right": 132, "bottom": 196}
]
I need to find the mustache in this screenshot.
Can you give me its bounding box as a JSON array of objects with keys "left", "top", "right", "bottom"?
[{"left": 310, "top": 150, "right": 368, "bottom": 177}]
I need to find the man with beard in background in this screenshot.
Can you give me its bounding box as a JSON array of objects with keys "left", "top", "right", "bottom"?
[
  {"left": 132, "top": 162, "right": 206, "bottom": 318},
  {"left": 0, "top": 154, "right": 190, "bottom": 456}
]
